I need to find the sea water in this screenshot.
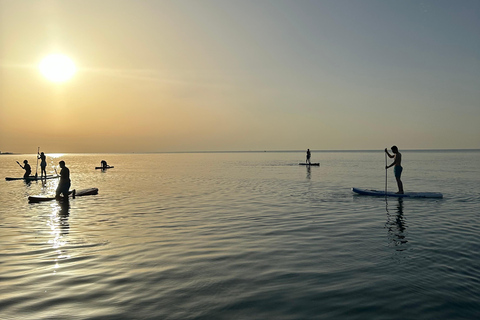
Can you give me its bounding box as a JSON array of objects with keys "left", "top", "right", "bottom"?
[{"left": 1, "top": 150, "right": 479, "bottom": 320}]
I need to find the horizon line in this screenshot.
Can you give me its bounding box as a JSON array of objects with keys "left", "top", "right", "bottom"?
[{"left": 2, "top": 148, "right": 480, "bottom": 155}]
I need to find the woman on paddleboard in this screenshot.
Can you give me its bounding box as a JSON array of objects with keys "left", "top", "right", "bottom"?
[
  {"left": 18, "top": 160, "right": 32, "bottom": 179},
  {"left": 385, "top": 146, "right": 404, "bottom": 194},
  {"left": 38, "top": 152, "right": 47, "bottom": 178},
  {"left": 56, "top": 161, "right": 71, "bottom": 199}
]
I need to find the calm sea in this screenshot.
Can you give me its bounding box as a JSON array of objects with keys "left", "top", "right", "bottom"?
[{"left": 1, "top": 150, "right": 479, "bottom": 320}]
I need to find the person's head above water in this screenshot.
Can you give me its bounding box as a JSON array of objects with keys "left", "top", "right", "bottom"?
[
  {"left": 391, "top": 146, "right": 399, "bottom": 153},
  {"left": 23, "top": 160, "right": 28, "bottom": 164},
  {"left": 59, "top": 160, "right": 66, "bottom": 168}
]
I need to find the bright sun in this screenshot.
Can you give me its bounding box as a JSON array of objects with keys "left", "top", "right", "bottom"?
[{"left": 39, "top": 54, "right": 76, "bottom": 82}]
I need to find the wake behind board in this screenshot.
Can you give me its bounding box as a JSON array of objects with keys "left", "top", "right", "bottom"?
[
  {"left": 6, "top": 175, "right": 59, "bottom": 181},
  {"left": 299, "top": 163, "right": 320, "bottom": 166},
  {"left": 95, "top": 166, "right": 114, "bottom": 170},
  {"left": 352, "top": 187, "right": 443, "bottom": 198},
  {"left": 28, "top": 188, "right": 99, "bottom": 203}
]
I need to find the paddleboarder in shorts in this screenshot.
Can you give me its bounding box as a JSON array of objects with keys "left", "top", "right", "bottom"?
[
  {"left": 385, "top": 146, "right": 404, "bottom": 194},
  {"left": 56, "top": 161, "right": 72, "bottom": 199},
  {"left": 38, "top": 152, "right": 47, "bottom": 178},
  {"left": 306, "top": 149, "right": 311, "bottom": 164}
]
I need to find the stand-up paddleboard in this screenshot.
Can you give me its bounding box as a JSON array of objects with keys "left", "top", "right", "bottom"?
[
  {"left": 352, "top": 187, "right": 443, "bottom": 198},
  {"left": 95, "top": 166, "right": 114, "bottom": 170},
  {"left": 6, "top": 175, "right": 59, "bottom": 181},
  {"left": 299, "top": 163, "right": 320, "bottom": 166},
  {"left": 28, "top": 188, "right": 99, "bottom": 203}
]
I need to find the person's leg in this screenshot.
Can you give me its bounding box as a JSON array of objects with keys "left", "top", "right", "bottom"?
[
  {"left": 396, "top": 177, "right": 404, "bottom": 194},
  {"left": 56, "top": 183, "right": 68, "bottom": 199},
  {"left": 60, "top": 185, "right": 70, "bottom": 199},
  {"left": 394, "top": 166, "right": 404, "bottom": 194}
]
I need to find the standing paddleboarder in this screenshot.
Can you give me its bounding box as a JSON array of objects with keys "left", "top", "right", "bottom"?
[
  {"left": 306, "top": 149, "right": 311, "bottom": 165},
  {"left": 38, "top": 152, "right": 47, "bottom": 178},
  {"left": 56, "top": 161, "right": 72, "bottom": 199},
  {"left": 385, "top": 146, "right": 404, "bottom": 194}
]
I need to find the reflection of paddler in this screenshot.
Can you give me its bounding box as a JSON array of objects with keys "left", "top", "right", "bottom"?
[{"left": 56, "top": 161, "right": 71, "bottom": 199}]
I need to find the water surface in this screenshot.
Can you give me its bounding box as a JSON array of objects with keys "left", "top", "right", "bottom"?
[{"left": 1, "top": 151, "right": 479, "bottom": 319}]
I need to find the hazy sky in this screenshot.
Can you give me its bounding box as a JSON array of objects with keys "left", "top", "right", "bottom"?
[{"left": 1, "top": 0, "right": 479, "bottom": 153}]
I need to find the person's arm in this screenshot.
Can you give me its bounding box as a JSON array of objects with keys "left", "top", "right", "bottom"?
[
  {"left": 385, "top": 148, "right": 394, "bottom": 158},
  {"left": 386, "top": 155, "right": 399, "bottom": 168}
]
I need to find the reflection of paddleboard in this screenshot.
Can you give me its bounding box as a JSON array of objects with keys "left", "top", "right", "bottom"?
[
  {"left": 28, "top": 188, "right": 99, "bottom": 203},
  {"left": 95, "top": 166, "right": 114, "bottom": 170},
  {"left": 5, "top": 175, "right": 59, "bottom": 181},
  {"left": 299, "top": 163, "right": 320, "bottom": 166},
  {"left": 352, "top": 187, "right": 443, "bottom": 198}
]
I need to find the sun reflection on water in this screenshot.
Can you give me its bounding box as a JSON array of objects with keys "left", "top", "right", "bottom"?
[
  {"left": 47, "top": 201, "right": 71, "bottom": 272},
  {"left": 48, "top": 153, "right": 65, "bottom": 159}
]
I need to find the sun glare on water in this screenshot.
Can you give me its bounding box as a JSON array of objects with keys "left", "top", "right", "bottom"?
[{"left": 39, "top": 54, "right": 76, "bottom": 82}]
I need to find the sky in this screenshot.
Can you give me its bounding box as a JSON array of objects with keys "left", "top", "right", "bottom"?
[{"left": 1, "top": 0, "right": 479, "bottom": 153}]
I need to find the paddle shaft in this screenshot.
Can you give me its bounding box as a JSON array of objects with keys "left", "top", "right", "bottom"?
[
  {"left": 385, "top": 151, "right": 387, "bottom": 194},
  {"left": 35, "top": 147, "right": 39, "bottom": 178}
]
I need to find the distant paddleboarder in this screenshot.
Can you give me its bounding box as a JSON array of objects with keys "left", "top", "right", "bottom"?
[
  {"left": 17, "top": 160, "right": 32, "bottom": 179},
  {"left": 38, "top": 152, "right": 47, "bottom": 178},
  {"left": 306, "top": 149, "right": 311, "bottom": 164},
  {"left": 101, "top": 160, "right": 108, "bottom": 169},
  {"left": 385, "top": 146, "right": 404, "bottom": 194},
  {"left": 56, "top": 161, "right": 72, "bottom": 199}
]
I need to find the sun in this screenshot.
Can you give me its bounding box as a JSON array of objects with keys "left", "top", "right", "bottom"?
[{"left": 39, "top": 54, "right": 76, "bottom": 82}]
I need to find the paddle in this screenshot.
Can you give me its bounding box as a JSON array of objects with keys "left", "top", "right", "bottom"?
[
  {"left": 35, "top": 147, "right": 39, "bottom": 178},
  {"left": 385, "top": 149, "right": 388, "bottom": 196}
]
